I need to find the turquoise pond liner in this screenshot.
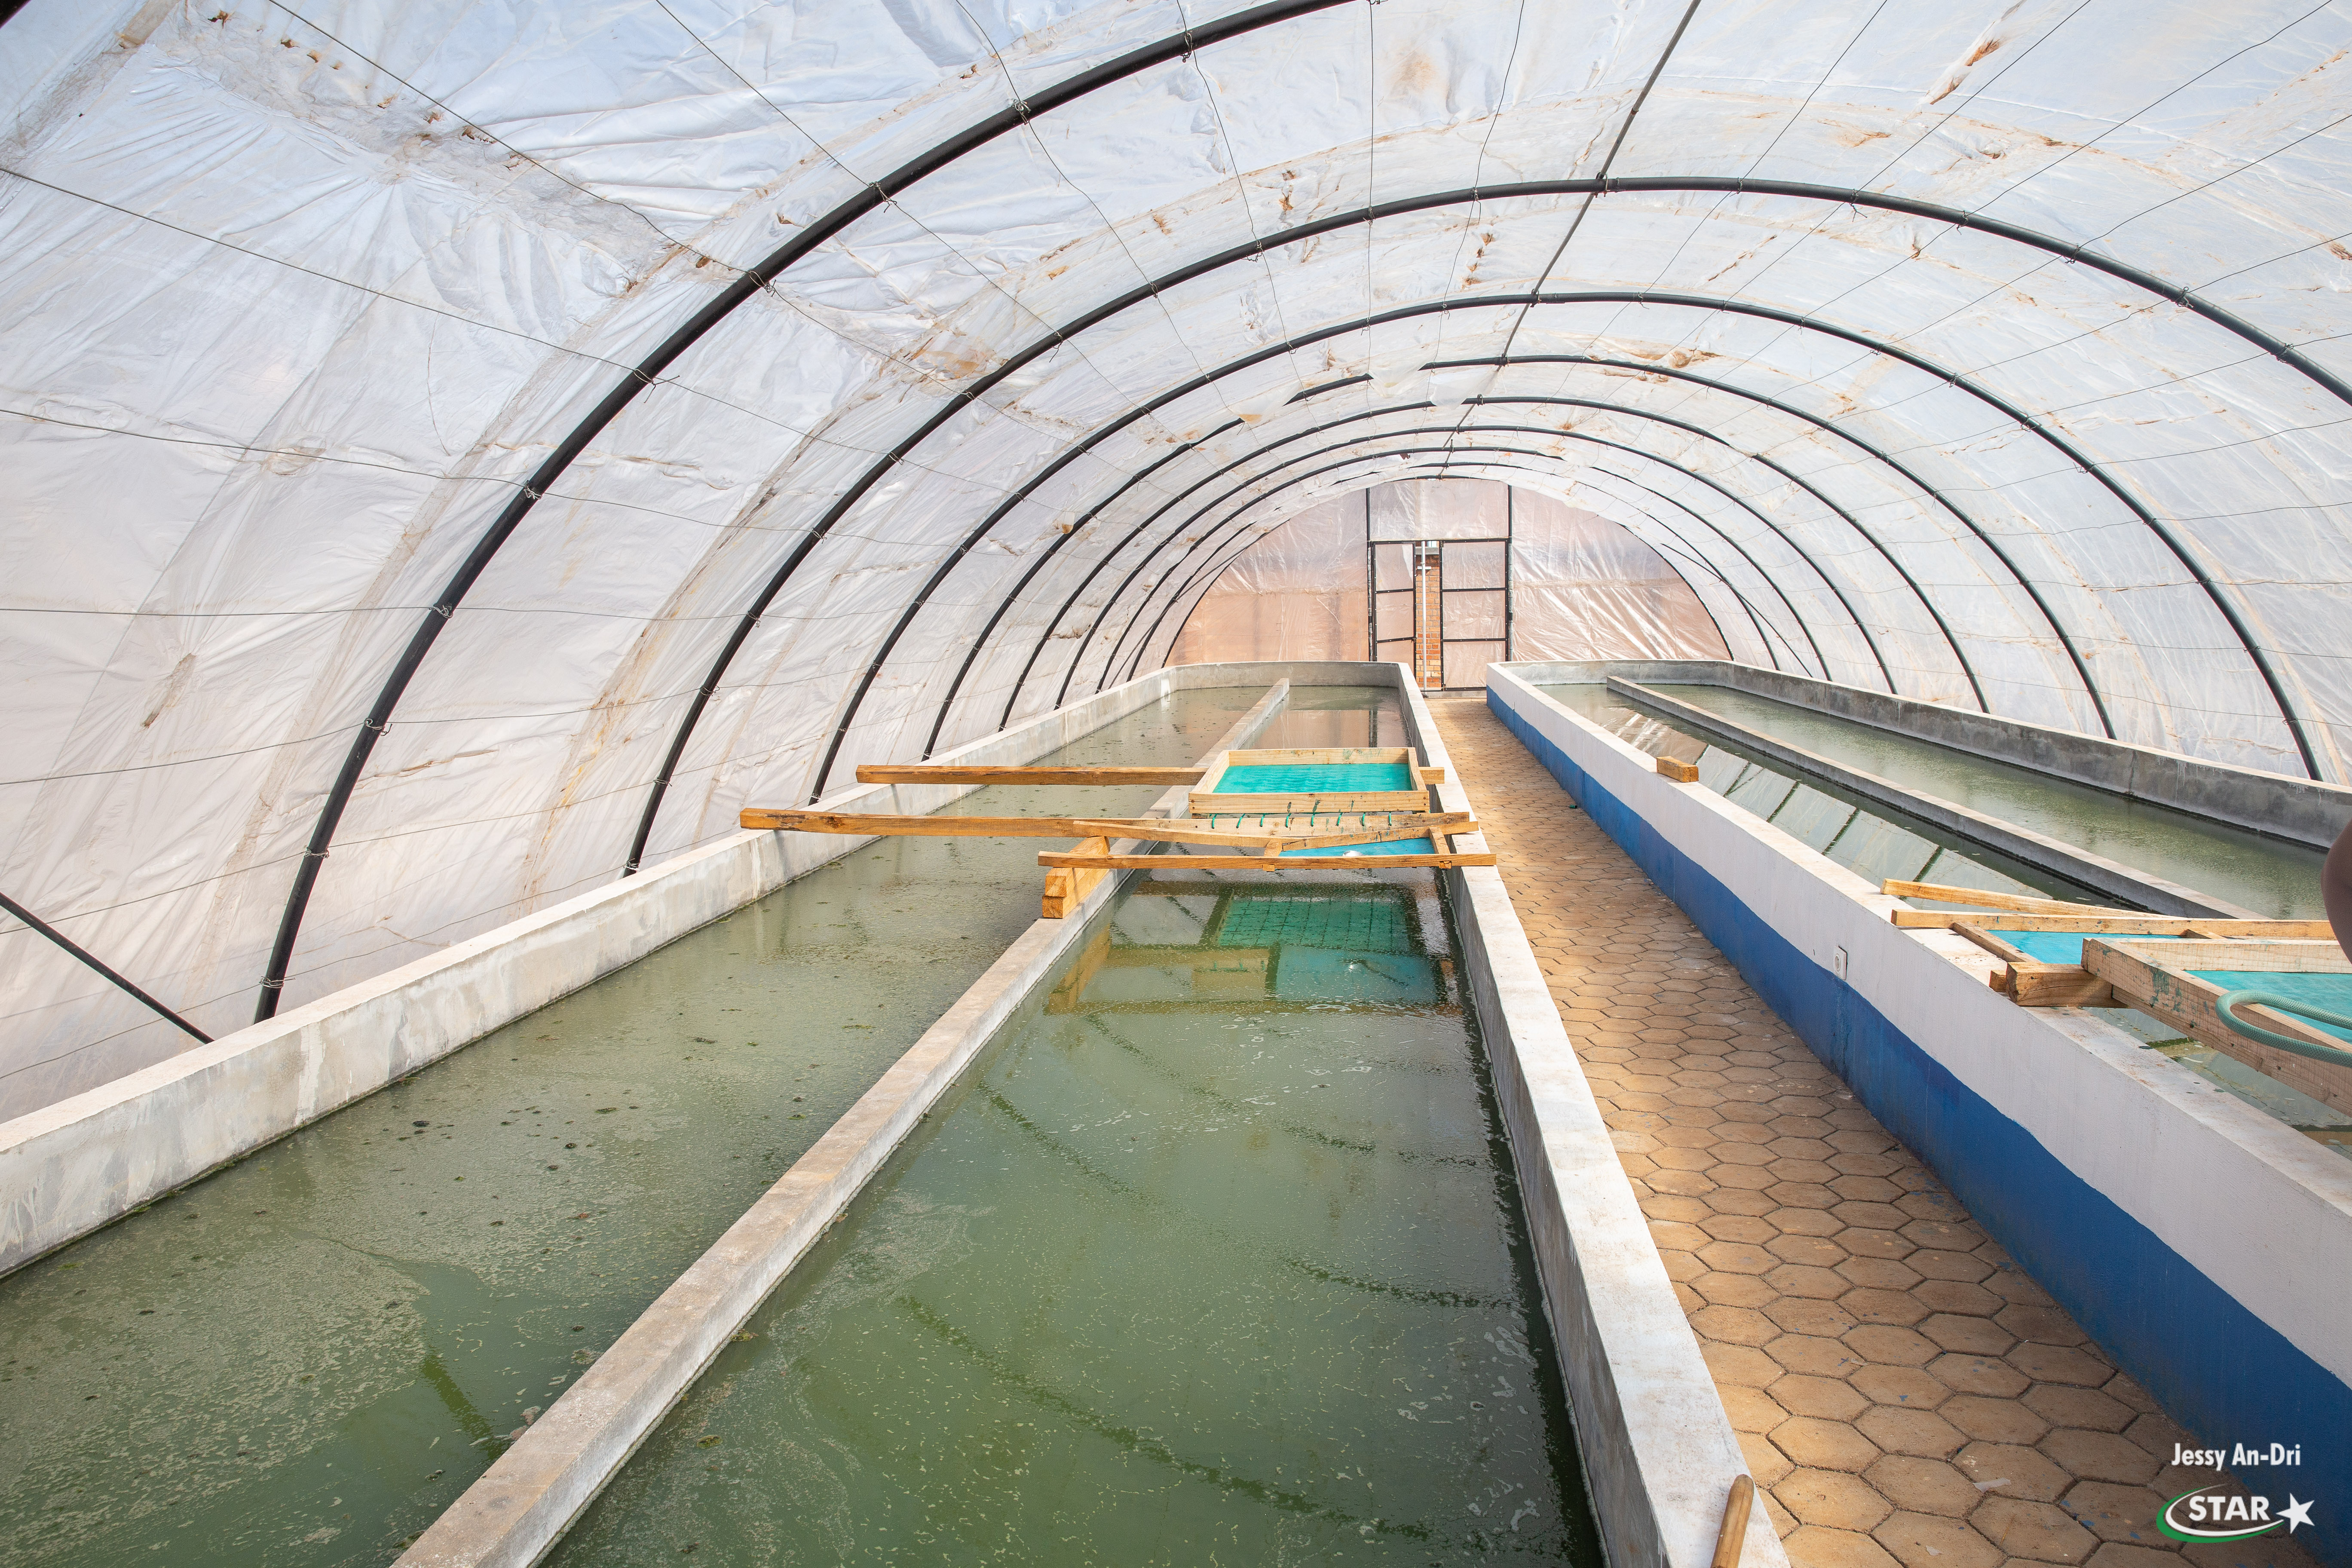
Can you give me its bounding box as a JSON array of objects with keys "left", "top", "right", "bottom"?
[
  {"left": 1215, "top": 761, "right": 1415, "bottom": 793},
  {"left": 1283, "top": 836, "right": 1436, "bottom": 857},
  {"left": 1981, "top": 935, "right": 2352, "bottom": 1044},
  {"left": 2195, "top": 971, "right": 2352, "bottom": 1044},
  {"left": 1989, "top": 931, "right": 2183, "bottom": 965}
]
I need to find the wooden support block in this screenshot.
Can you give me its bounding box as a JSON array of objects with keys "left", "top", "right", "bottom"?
[
  {"left": 1880, "top": 879, "right": 2141, "bottom": 918},
  {"left": 1654, "top": 755, "right": 1700, "bottom": 783},
  {"left": 1040, "top": 836, "right": 1112, "bottom": 919},
  {"left": 2084, "top": 938, "right": 2352, "bottom": 1118},
  {"left": 2006, "top": 961, "right": 2114, "bottom": 1008}
]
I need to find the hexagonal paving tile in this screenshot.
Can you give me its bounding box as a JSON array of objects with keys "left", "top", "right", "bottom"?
[
  {"left": 1865, "top": 1455, "right": 1984, "bottom": 1518},
  {"left": 1973, "top": 1495, "right": 2098, "bottom": 1563},
  {"left": 1856, "top": 1405, "right": 1968, "bottom": 1460},
  {"left": 1782, "top": 1468, "right": 1897, "bottom": 1531},
  {"left": 1427, "top": 698, "right": 2307, "bottom": 1568},
  {"left": 1773, "top": 1415, "right": 1884, "bottom": 1473},
  {"left": 1873, "top": 1510, "right": 2004, "bottom": 1568}
]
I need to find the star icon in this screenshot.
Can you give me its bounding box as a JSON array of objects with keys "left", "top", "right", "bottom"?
[{"left": 2281, "top": 1496, "right": 2315, "bottom": 1533}]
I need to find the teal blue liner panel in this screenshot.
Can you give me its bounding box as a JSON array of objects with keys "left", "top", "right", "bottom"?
[
  {"left": 1991, "top": 930, "right": 2184, "bottom": 965},
  {"left": 1216, "top": 762, "right": 1414, "bottom": 793},
  {"left": 2191, "top": 970, "right": 2352, "bottom": 1043},
  {"left": 1280, "top": 836, "right": 1436, "bottom": 858},
  {"left": 1213, "top": 897, "right": 1412, "bottom": 952}
]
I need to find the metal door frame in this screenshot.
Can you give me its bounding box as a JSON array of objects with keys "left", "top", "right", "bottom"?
[{"left": 1365, "top": 489, "right": 1513, "bottom": 688}]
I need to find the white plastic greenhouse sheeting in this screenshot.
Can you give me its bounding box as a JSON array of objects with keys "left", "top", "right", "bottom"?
[
  {"left": 5, "top": 0, "right": 2352, "bottom": 1113},
  {"left": 1168, "top": 496, "right": 1370, "bottom": 665},
  {"left": 1171, "top": 478, "right": 1725, "bottom": 669}
]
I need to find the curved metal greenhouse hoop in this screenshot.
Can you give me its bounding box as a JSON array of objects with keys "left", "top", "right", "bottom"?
[{"left": 254, "top": 26, "right": 2341, "bottom": 1012}]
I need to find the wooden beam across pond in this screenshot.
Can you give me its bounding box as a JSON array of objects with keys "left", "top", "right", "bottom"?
[
  {"left": 741, "top": 807, "right": 1476, "bottom": 851},
  {"left": 853, "top": 763, "right": 1449, "bottom": 786}
]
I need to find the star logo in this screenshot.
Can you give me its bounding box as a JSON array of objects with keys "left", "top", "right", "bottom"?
[{"left": 2281, "top": 1497, "right": 2315, "bottom": 1534}]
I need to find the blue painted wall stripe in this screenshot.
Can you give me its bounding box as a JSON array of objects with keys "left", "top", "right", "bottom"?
[{"left": 1490, "top": 689, "right": 2352, "bottom": 1567}]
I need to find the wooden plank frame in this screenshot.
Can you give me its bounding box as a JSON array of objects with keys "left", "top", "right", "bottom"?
[
  {"left": 1040, "top": 836, "right": 1112, "bottom": 919},
  {"left": 1190, "top": 745, "right": 1433, "bottom": 817},
  {"left": 2082, "top": 938, "right": 2352, "bottom": 1118}
]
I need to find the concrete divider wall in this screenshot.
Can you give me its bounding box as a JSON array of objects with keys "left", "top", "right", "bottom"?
[
  {"left": 1488, "top": 666, "right": 2352, "bottom": 1565},
  {"left": 1507, "top": 659, "right": 2352, "bottom": 851},
  {"left": 1608, "top": 678, "right": 2254, "bottom": 919},
  {"left": 0, "top": 661, "right": 1354, "bottom": 1277},
  {"left": 1396, "top": 680, "right": 1785, "bottom": 1568}
]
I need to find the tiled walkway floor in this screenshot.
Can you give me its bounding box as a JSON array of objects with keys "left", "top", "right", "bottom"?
[{"left": 1427, "top": 693, "right": 2317, "bottom": 1568}]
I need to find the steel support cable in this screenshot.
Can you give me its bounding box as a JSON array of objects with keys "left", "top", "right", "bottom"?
[
  {"left": 247, "top": 0, "right": 1363, "bottom": 1014},
  {"left": 654, "top": 187, "right": 2316, "bottom": 879},
  {"left": 1, "top": 891, "right": 211, "bottom": 1044},
  {"left": 1428, "top": 352, "right": 2116, "bottom": 735},
  {"left": 1094, "top": 420, "right": 1844, "bottom": 690}
]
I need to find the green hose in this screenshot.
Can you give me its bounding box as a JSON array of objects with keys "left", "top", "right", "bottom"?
[{"left": 2213, "top": 990, "right": 2352, "bottom": 1067}]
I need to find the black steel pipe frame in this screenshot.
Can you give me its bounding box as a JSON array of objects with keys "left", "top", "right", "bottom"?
[
  {"left": 1002, "top": 365, "right": 1897, "bottom": 729},
  {"left": 248, "top": 0, "right": 1363, "bottom": 1019},
  {"left": 1093, "top": 391, "right": 1969, "bottom": 702},
  {"left": 675, "top": 213, "right": 2328, "bottom": 840},
  {"left": 886, "top": 221, "right": 2312, "bottom": 780},
  {"left": 1426, "top": 353, "right": 2118, "bottom": 738},
  {"left": 1058, "top": 408, "right": 1841, "bottom": 716},
  {"left": 1111, "top": 435, "right": 1836, "bottom": 688},
  {"left": 1546, "top": 468, "right": 1801, "bottom": 671},
  {"left": 1082, "top": 415, "right": 1856, "bottom": 699},
  {"left": 957, "top": 270, "right": 2191, "bottom": 754},
  {"left": 1164, "top": 467, "right": 1754, "bottom": 680},
  {"left": 1, "top": 891, "right": 212, "bottom": 1044},
  {"left": 249, "top": 32, "right": 2345, "bottom": 1015}
]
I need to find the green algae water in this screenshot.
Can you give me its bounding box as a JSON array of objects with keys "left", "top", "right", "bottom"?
[
  {"left": 1644, "top": 683, "right": 2324, "bottom": 917},
  {"left": 0, "top": 687, "right": 1265, "bottom": 1567},
  {"left": 548, "top": 868, "right": 1597, "bottom": 1565},
  {"left": 1539, "top": 682, "right": 2102, "bottom": 906}
]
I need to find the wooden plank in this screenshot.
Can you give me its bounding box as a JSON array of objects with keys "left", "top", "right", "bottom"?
[
  {"left": 1880, "top": 879, "right": 2141, "bottom": 917},
  {"left": 1951, "top": 922, "right": 2032, "bottom": 964},
  {"left": 744, "top": 810, "right": 1178, "bottom": 837},
  {"left": 1890, "top": 911, "right": 2333, "bottom": 937},
  {"left": 1225, "top": 746, "right": 1412, "bottom": 766},
  {"left": 2093, "top": 938, "right": 2351, "bottom": 974},
  {"left": 1038, "top": 849, "right": 1497, "bottom": 870},
  {"left": 1040, "top": 836, "right": 1111, "bottom": 919},
  {"left": 2083, "top": 939, "right": 2352, "bottom": 1118},
  {"left": 1655, "top": 755, "right": 1700, "bottom": 783},
  {"left": 851, "top": 764, "right": 1204, "bottom": 785},
  {"left": 1084, "top": 813, "right": 1473, "bottom": 851},
  {"left": 1189, "top": 790, "right": 1431, "bottom": 816}
]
